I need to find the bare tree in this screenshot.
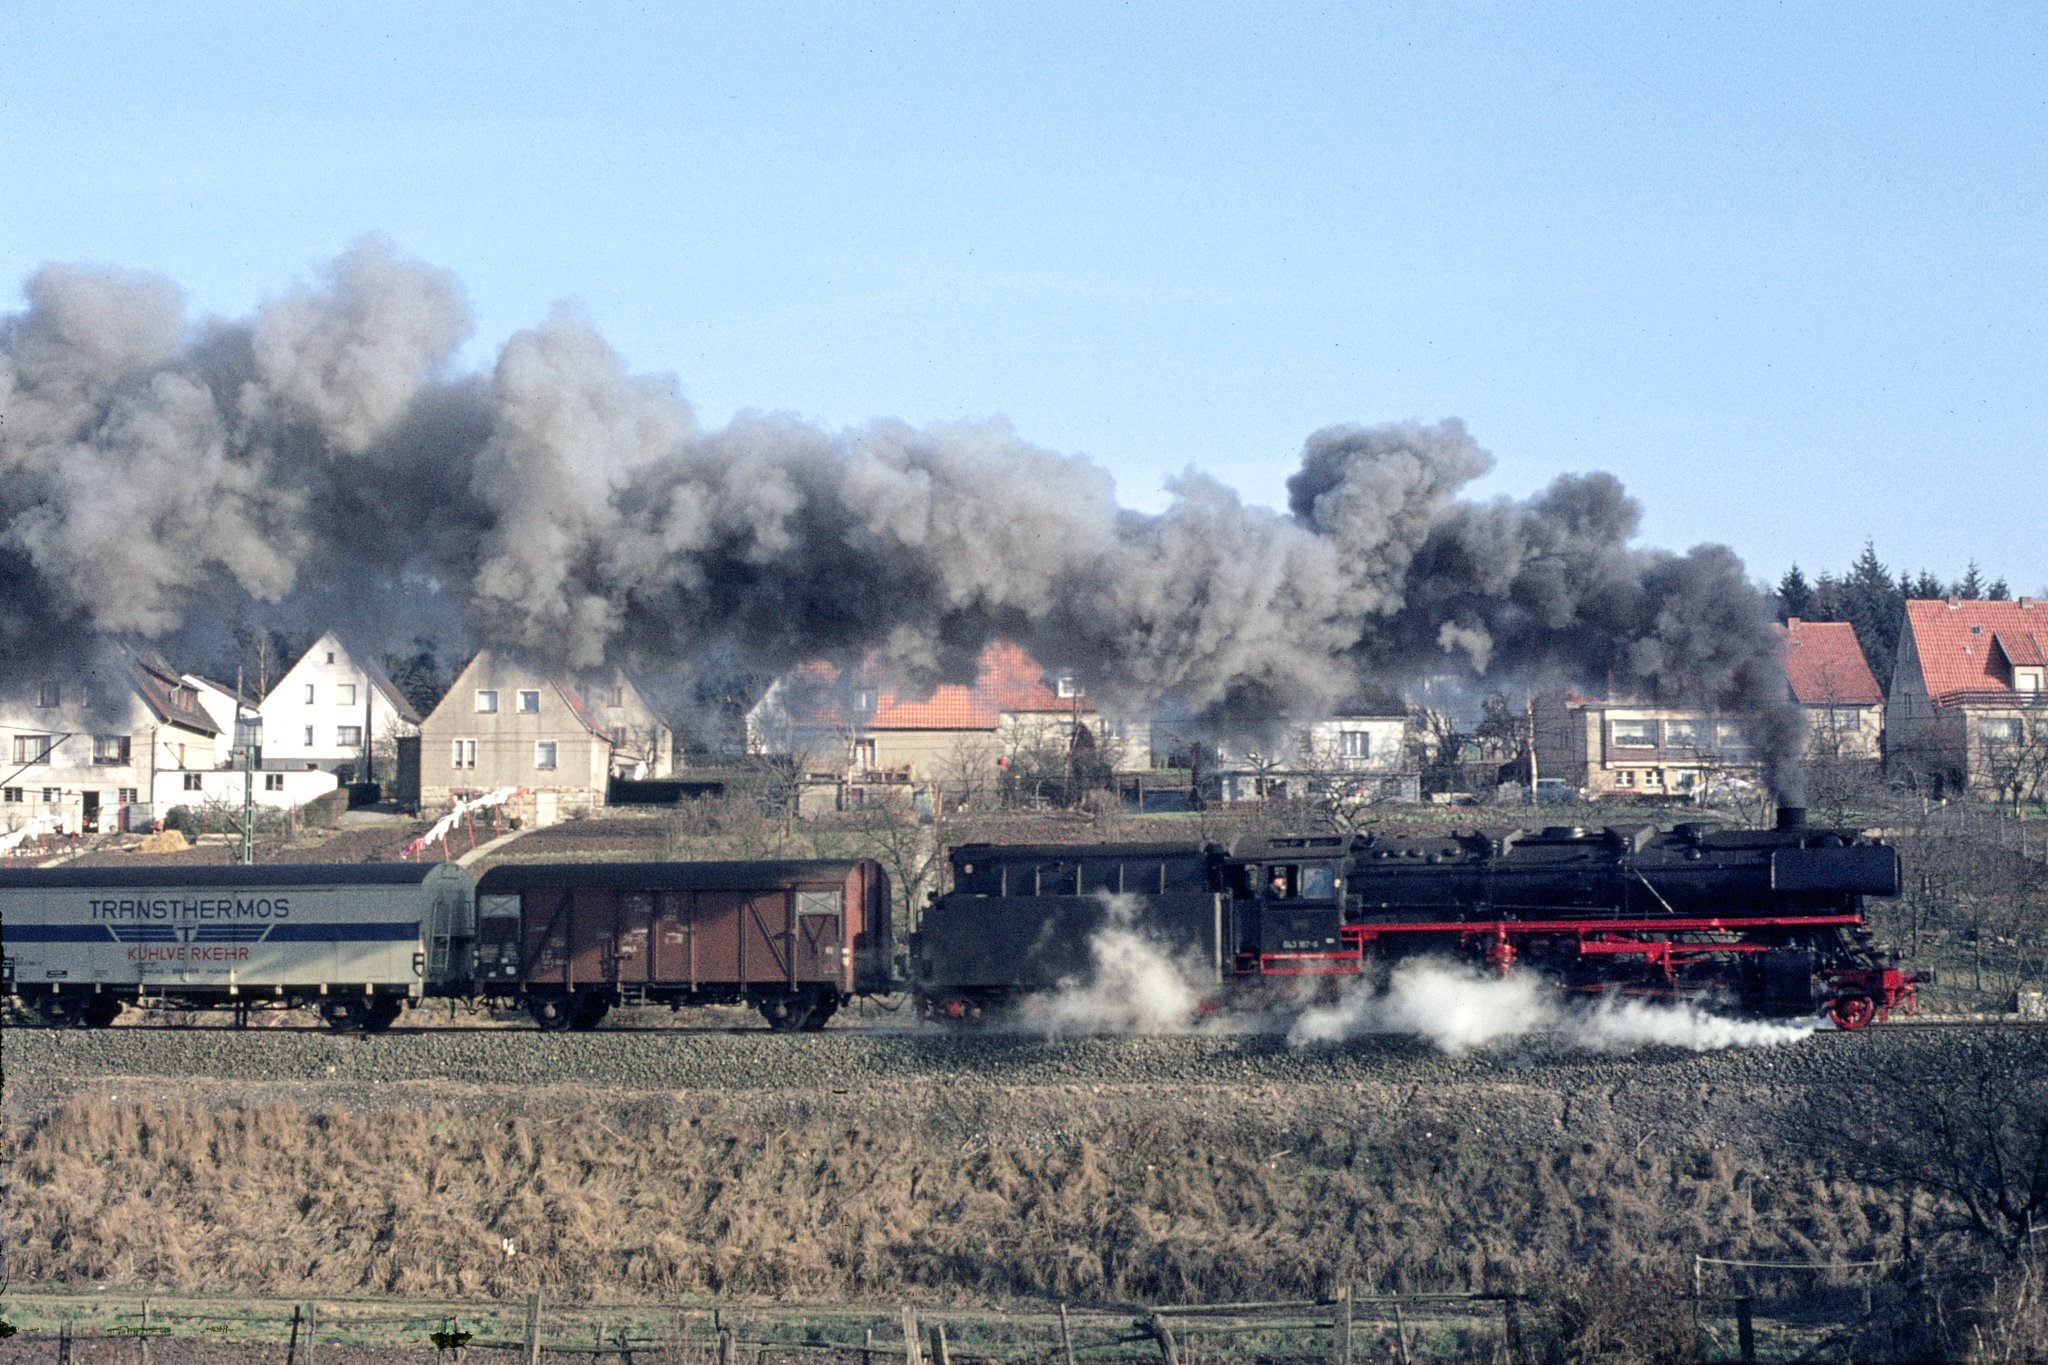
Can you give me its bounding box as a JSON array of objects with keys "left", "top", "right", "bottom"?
[
  {"left": 1802, "top": 1032, "right": 2048, "bottom": 1263},
  {"left": 1976, "top": 710, "right": 2048, "bottom": 811}
]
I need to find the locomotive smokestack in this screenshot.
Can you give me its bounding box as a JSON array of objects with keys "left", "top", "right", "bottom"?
[{"left": 1776, "top": 805, "right": 1808, "bottom": 832}]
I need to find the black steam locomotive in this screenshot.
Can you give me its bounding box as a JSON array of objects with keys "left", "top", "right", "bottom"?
[{"left": 910, "top": 808, "right": 1921, "bottom": 1030}]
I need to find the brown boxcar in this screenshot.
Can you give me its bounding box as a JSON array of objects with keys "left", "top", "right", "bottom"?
[{"left": 472, "top": 860, "right": 893, "bottom": 1030}]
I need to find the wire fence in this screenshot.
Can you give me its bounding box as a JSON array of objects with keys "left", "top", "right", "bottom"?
[{"left": 0, "top": 1279, "right": 1899, "bottom": 1365}]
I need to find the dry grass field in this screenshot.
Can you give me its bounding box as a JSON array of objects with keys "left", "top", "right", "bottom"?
[{"left": 6, "top": 806, "right": 2044, "bottom": 1362}]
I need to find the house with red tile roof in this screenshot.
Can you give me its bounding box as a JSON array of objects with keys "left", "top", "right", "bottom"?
[
  {"left": 1533, "top": 689, "right": 1765, "bottom": 803},
  {"left": 1888, "top": 596, "right": 2048, "bottom": 801},
  {"left": 1775, "top": 619, "right": 1884, "bottom": 762},
  {"left": 746, "top": 642, "right": 1147, "bottom": 808},
  {"left": 1533, "top": 624, "right": 1885, "bottom": 804},
  {"left": 406, "top": 650, "right": 673, "bottom": 821}
]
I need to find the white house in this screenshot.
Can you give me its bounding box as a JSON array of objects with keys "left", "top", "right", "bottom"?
[
  {"left": 257, "top": 632, "right": 422, "bottom": 781},
  {"left": 1209, "top": 710, "right": 1419, "bottom": 804},
  {"left": 3, "top": 651, "right": 221, "bottom": 836}
]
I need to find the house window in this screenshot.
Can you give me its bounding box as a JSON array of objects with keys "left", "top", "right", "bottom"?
[
  {"left": 1055, "top": 675, "right": 1080, "bottom": 699},
  {"left": 118, "top": 787, "right": 138, "bottom": 804},
  {"left": 337, "top": 726, "right": 363, "bottom": 747},
  {"left": 12, "top": 735, "right": 53, "bottom": 765},
  {"left": 611, "top": 726, "right": 626, "bottom": 747},
  {"left": 854, "top": 690, "right": 876, "bottom": 713},
  {"left": 534, "top": 740, "right": 558, "bottom": 770},
  {"left": 37, "top": 681, "right": 60, "bottom": 708},
  {"left": 1714, "top": 722, "right": 1751, "bottom": 749},
  {"left": 476, "top": 690, "right": 499, "bottom": 713},
  {"left": 517, "top": 690, "right": 540, "bottom": 714},
  {"left": 607, "top": 685, "right": 624, "bottom": 707},
  {"left": 325, "top": 651, "right": 336, "bottom": 663},
  {"left": 183, "top": 773, "right": 203, "bottom": 791},
  {"left": 42, "top": 788, "right": 59, "bottom": 803},
  {"left": 2018, "top": 669, "right": 2043, "bottom": 693},
  {"left": 2, "top": 788, "right": 20, "bottom": 803},
  {"left": 854, "top": 738, "right": 877, "bottom": 771},
  {"left": 1338, "top": 730, "right": 1371, "bottom": 760},
  {"left": 264, "top": 774, "right": 285, "bottom": 791},
  {"left": 1664, "top": 719, "right": 1699, "bottom": 749},
  {"left": 303, "top": 727, "right": 315, "bottom": 746},
  {"left": 304, "top": 684, "right": 316, "bottom": 703},
  {"left": 1615, "top": 769, "right": 1637, "bottom": 787},
  {"left": 452, "top": 739, "right": 477, "bottom": 769},
  {"left": 1981, "top": 717, "right": 2021, "bottom": 744},
  {"left": 1611, "top": 719, "right": 1657, "bottom": 748},
  {"left": 1823, "top": 708, "right": 1863, "bottom": 732},
  {"left": 93, "top": 735, "right": 130, "bottom": 765},
  {"left": 338, "top": 683, "right": 357, "bottom": 706}
]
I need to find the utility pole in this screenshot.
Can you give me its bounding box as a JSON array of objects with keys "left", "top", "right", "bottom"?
[
  {"left": 234, "top": 710, "right": 263, "bottom": 866},
  {"left": 1525, "top": 695, "right": 1540, "bottom": 803}
]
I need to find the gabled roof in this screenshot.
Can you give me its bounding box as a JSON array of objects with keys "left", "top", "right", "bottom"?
[
  {"left": 770, "top": 642, "right": 1094, "bottom": 733},
  {"left": 1993, "top": 630, "right": 2047, "bottom": 669},
  {"left": 1902, "top": 598, "right": 2048, "bottom": 703},
  {"left": 1775, "top": 619, "right": 1883, "bottom": 707},
  {"left": 280, "top": 632, "right": 423, "bottom": 725},
  {"left": 429, "top": 651, "right": 656, "bottom": 747},
  {"left": 121, "top": 651, "right": 220, "bottom": 734},
  {"left": 181, "top": 673, "right": 256, "bottom": 708}
]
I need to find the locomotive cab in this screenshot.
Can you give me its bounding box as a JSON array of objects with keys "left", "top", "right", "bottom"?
[{"left": 1229, "top": 841, "right": 1355, "bottom": 979}]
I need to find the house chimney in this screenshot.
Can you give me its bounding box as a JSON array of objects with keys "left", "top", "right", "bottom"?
[
  {"left": 1786, "top": 616, "right": 1801, "bottom": 629},
  {"left": 1776, "top": 805, "right": 1808, "bottom": 832},
  {"left": 1947, "top": 595, "right": 1961, "bottom": 608},
  {"left": 2022, "top": 597, "right": 2035, "bottom": 610}
]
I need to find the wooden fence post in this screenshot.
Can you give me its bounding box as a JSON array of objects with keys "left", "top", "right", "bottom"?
[
  {"left": 1392, "top": 1301, "right": 1411, "bottom": 1365},
  {"left": 1502, "top": 1296, "right": 1525, "bottom": 1365},
  {"left": 864, "top": 1326, "right": 876, "bottom": 1365},
  {"left": 140, "top": 1297, "right": 152, "bottom": 1365},
  {"left": 305, "top": 1301, "right": 317, "bottom": 1364},
  {"left": 1735, "top": 1296, "right": 1756, "bottom": 1364},
  {"left": 1058, "top": 1303, "right": 1077, "bottom": 1365},
  {"left": 929, "top": 1323, "right": 951, "bottom": 1365},
  {"left": 1146, "top": 1314, "right": 1180, "bottom": 1365},
  {"left": 1332, "top": 1286, "right": 1351, "bottom": 1365},
  {"left": 901, "top": 1308, "right": 924, "bottom": 1365},
  {"left": 526, "top": 1292, "right": 544, "bottom": 1365},
  {"left": 719, "top": 1328, "right": 736, "bottom": 1365}
]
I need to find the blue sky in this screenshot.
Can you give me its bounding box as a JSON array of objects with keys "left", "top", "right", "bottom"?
[{"left": 5, "top": 1, "right": 2043, "bottom": 594}]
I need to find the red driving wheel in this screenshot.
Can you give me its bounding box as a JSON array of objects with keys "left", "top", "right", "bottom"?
[{"left": 1829, "top": 994, "right": 1877, "bottom": 1030}]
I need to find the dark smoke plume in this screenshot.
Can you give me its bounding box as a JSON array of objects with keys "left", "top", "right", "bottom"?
[{"left": 0, "top": 240, "right": 1801, "bottom": 794}]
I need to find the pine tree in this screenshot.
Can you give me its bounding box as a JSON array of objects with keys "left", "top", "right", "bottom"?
[
  {"left": 1909, "top": 570, "right": 1946, "bottom": 600},
  {"left": 1813, "top": 571, "right": 1845, "bottom": 620},
  {"left": 1841, "top": 541, "right": 1904, "bottom": 687},
  {"left": 1956, "top": 562, "right": 1986, "bottom": 600},
  {"left": 1776, "top": 565, "right": 1816, "bottom": 620},
  {"left": 1988, "top": 578, "right": 2012, "bottom": 601}
]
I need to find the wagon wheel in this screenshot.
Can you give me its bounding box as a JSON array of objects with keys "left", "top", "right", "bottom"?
[
  {"left": 758, "top": 993, "right": 816, "bottom": 1032},
  {"left": 82, "top": 995, "right": 124, "bottom": 1029},
  {"left": 568, "top": 993, "right": 611, "bottom": 1031},
  {"left": 526, "top": 996, "right": 576, "bottom": 1030},
  {"left": 798, "top": 997, "right": 838, "bottom": 1032},
  {"left": 1828, "top": 994, "right": 1877, "bottom": 1031},
  {"left": 33, "top": 993, "right": 86, "bottom": 1028},
  {"left": 320, "top": 997, "right": 372, "bottom": 1032},
  {"left": 364, "top": 996, "right": 405, "bottom": 1033}
]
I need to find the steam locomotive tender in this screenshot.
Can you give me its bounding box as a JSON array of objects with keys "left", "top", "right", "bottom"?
[{"left": 911, "top": 809, "right": 1921, "bottom": 1030}]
